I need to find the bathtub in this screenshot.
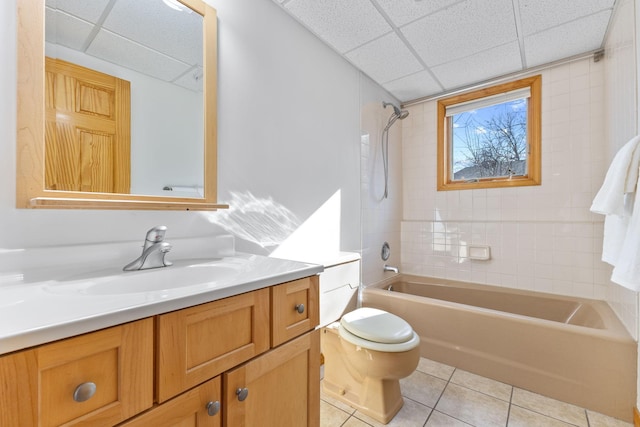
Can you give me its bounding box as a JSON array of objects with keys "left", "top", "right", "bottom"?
[{"left": 361, "top": 275, "right": 637, "bottom": 422}]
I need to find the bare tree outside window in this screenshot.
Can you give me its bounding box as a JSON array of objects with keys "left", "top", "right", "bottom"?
[{"left": 451, "top": 99, "right": 528, "bottom": 181}]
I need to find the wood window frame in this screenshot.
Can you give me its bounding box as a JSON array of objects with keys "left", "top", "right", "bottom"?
[{"left": 437, "top": 75, "right": 542, "bottom": 191}]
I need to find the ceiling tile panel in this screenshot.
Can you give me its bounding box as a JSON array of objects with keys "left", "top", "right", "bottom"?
[
  {"left": 431, "top": 41, "right": 522, "bottom": 90},
  {"left": 103, "top": 0, "right": 203, "bottom": 66},
  {"left": 272, "top": 0, "right": 615, "bottom": 101},
  {"left": 45, "top": 0, "right": 111, "bottom": 24},
  {"left": 374, "top": 0, "right": 464, "bottom": 27},
  {"left": 345, "top": 33, "right": 424, "bottom": 84},
  {"left": 87, "top": 29, "right": 190, "bottom": 82},
  {"left": 383, "top": 70, "right": 443, "bottom": 102},
  {"left": 518, "top": 0, "right": 615, "bottom": 36},
  {"left": 524, "top": 10, "right": 611, "bottom": 67},
  {"left": 45, "top": 9, "right": 94, "bottom": 51},
  {"left": 284, "top": 0, "right": 392, "bottom": 53},
  {"left": 401, "top": 0, "right": 518, "bottom": 67}
]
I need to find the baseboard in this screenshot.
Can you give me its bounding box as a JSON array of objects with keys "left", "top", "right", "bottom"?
[{"left": 634, "top": 406, "right": 640, "bottom": 427}]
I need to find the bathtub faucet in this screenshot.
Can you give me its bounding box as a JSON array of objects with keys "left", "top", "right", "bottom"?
[
  {"left": 383, "top": 264, "right": 399, "bottom": 274},
  {"left": 123, "top": 226, "right": 173, "bottom": 271}
]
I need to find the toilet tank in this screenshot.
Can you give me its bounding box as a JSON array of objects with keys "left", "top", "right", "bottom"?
[{"left": 318, "top": 253, "right": 360, "bottom": 327}]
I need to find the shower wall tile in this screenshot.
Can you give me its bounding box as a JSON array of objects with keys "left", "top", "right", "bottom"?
[{"left": 399, "top": 55, "right": 638, "bottom": 339}]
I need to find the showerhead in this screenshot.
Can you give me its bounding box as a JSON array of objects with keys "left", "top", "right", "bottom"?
[
  {"left": 383, "top": 101, "right": 401, "bottom": 115},
  {"left": 383, "top": 101, "right": 409, "bottom": 123},
  {"left": 382, "top": 101, "right": 409, "bottom": 131}
]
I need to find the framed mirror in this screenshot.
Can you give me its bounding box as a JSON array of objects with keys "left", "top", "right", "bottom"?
[{"left": 16, "top": 0, "right": 226, "bottom": 210}]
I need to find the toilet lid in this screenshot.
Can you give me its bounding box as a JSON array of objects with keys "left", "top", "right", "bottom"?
[{"left": 340, "top": 308, "right": 414, "bottom": 344}]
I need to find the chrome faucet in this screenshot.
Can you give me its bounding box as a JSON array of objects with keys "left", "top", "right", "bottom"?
[
  {"left": 123, "top": 226, "right": 173, "bottom": 271},
  {"left": 383, "top": 264, "right": 399, "bottom": 274}
]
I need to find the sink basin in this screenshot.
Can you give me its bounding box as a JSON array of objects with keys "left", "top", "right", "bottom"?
[{"left": 43, "top": 259, "right": 244, "bottom": 295}]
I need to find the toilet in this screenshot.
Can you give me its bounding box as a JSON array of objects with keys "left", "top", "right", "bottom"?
[{"left": 318, "top": 256, "right": 420, "bottom": 424}]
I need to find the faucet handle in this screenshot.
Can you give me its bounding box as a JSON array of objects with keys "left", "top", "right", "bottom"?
[{"left": 145, "top": 226, "right": 167, "bottom": 243}]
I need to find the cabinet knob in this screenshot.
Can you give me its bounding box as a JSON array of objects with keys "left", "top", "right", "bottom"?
[
  {"left": 236, "top": 387, "right": 249, "bottom": 402},
  {"left": 206, "top": 400, "right": 220, "bottom": 416},
  {"left": 73, "top": 382, "right": 97, "bottom": 402},
  {"left": 295, "top": 303, "right": 305, "bottom": 314}
]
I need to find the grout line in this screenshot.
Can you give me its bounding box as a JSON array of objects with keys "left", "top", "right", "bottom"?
[
  {"left": 506, "top": 387, "right": 514, "bottom": 426},
  {"left": 421, "top": 366, "right": 455, "bottom": 427},
  {"left": 447, "top": 379, "right": 513, "bottom": 403}
]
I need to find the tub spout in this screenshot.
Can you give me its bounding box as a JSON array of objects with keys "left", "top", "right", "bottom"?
[{"left": 383, "top": 264, "right": 399, "bottom": 274}]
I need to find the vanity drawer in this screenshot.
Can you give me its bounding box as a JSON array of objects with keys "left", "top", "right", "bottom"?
[
  {"left": 157, "top": 288, "right": 270, "bottom": 402},
  {"left": 119, "top": 376, "right": 221, "bottom": 427},
  {"left": 0, "top": 318, "right": 154, "bottom": 427},
  {"left": 271, "top": 276, "right": 319, "bottom": 347}
]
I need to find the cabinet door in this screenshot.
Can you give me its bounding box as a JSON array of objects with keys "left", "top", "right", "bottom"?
[
  {"left": 0, "top": 318, "right": 154, "bottom": 427},
  {"left": 157, "top": 289, "right": 270, "bottom": 402},
  {"left": 224, "top": 330, "right": 320, "bottom": 427},
  {"left": 271, "top": 276, "right": 319, "bottom": 347},
  {"left": 119, "top": 377, "right": 221, "bottom": 427}
]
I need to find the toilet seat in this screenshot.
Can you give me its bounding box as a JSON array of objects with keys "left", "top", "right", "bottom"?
[
  {"left": 338, "top": 324, "right": 420, "bottom": 352},
  {"left": 339, "top": 308, "right": 420, "bottom": 352},
  {"left": 341, "top": 308, "right": 414, "bottom": 343}
]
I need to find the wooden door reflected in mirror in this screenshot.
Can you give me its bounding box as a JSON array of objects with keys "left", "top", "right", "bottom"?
[{"left": 45, "top": 58, "right": 131, "bottom": 193}]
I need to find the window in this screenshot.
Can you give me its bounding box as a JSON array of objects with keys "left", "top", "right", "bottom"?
[{"left": 437, "top": 75, "right": 541, "bottom": 191}]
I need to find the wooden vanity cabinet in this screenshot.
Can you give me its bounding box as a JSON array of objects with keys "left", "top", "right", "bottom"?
[
  {"left": 0, "top": 318, "right": 154, "bottom": 427},
  {"left": 155, "top": 275, "right": 320, "bottom": 427},
  {"left": 0, "top": 275, "right": 320, "bottom": 427}
]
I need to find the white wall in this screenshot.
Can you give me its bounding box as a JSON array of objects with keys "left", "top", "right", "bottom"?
[{"left": 1, "top": 0, "right": 364, "bottom": 262}]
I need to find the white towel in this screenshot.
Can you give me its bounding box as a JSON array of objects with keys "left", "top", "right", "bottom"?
[
  {"left": 611, "top": 191, "right": 640, "bottom": 289},
  {"left": 590, "top": 135, "right": 640, "bottom": 291},
  {"left": 590, "top": 135, "right": 640, "bottom": 216}
]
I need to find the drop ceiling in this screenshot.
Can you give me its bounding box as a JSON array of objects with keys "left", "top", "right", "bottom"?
[
  {"left": 45, "top": 0, "right": 203, "bottom": 92},
  {"left": 271, "top": 0, "right": 616, "bottom": 102}
]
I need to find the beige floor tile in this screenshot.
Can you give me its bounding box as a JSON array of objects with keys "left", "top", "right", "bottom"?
[
  {"left": 343, "top": 416, "right": 373, "bottom": 427},
  {"left": 436, "top": 382, "right": 510, "bottom": 427},
  {"left": 426, "top": 411, "right": 473, "bottom": 426},
  {"left": 586, "top": 410, "right": 633, "bottom": 427},
  {"left": 353, "top": 398, "right": 432, "bottom": 427},
  {"left": 511, "top": 388, "right": 587, "bottom": 427},
  {"left": 508, "top": 405, "right": 580, "bottom": 427},
  {"left": 417, "top": 357, "right": 455, "bottom": 381},
  {"left": 400, "top": 370, "right": 448, "bottom": 407},
  {"left": 450, "top": 369, "right": 512, "bottom": 402},
  {"left": 320, "top": 400, "right": 351, "bottom": 427}
]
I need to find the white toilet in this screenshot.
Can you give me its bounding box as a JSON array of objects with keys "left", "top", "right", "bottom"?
[{"left": 319, "top": 256, "right": 420, "bottom": 424}]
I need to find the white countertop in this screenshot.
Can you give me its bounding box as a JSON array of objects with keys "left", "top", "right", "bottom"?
[{"left": 0, "top": 251, "right": 323, "bottom": 355}]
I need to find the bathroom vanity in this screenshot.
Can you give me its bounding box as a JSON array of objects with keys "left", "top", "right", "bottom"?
[{"left": 0, "top": 245, "right": 322, "bottom": 427}]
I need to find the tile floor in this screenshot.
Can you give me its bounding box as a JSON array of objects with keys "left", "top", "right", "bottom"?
[{"left": 320, "top": 357, "right": 633, "bottom": 427}]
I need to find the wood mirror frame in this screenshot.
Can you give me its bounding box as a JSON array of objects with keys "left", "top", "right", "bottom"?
[{"left": 16, "top": 0, "right": 226, "bottom": 210}]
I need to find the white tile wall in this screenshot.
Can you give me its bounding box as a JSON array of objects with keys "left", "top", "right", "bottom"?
[
  {"left": 602, "top": 0, "right": 639, "bottom": 340},
  {"left": 360, "top": 76, "right": 403, "bottom": 286},
  {"left": 400, "top": 57, "right": 638, "bottom": 339}
]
